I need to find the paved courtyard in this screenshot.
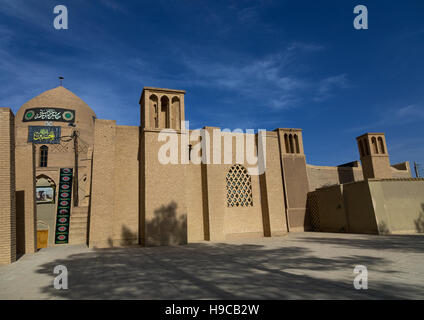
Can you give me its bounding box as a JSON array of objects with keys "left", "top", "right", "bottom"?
[{"left": 0, "top": 232, "right": 423, "bottom": 299}]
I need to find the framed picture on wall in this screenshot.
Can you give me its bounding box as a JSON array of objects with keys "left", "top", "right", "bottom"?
[{"left": 36, "top": 187, "right": 55, "bottom": 204}]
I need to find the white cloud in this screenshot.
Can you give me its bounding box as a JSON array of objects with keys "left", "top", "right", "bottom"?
[
  {"left": 0, "top": 0, "right": 51, "bottom": 29},
  {"left": 177, "top": 44, "right": 347, "bottom": 110},
  {"left": 314, "top": 74, "right": 349, "bottom": 102},
  {"left": 377, "top": 104, "right": 424, "bottom": 127},
  {"left": 98, "top": 0, "right": 128, "bottom": 13},
  {"left": 287, "top": 42, "right": 325, "bottom": 52},
  {"left": 347, "top": 104, "right": 424, "bottom": 133},
  {"left": 396, "top": 104, "right": 424, "bottom": 118}
]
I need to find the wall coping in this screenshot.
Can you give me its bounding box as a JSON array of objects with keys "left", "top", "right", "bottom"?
[
  {"left": 306, "top": 163, "right": 362, "bottom": 171},
  {"left": 368, "top": 178, "right": 424, "bottom": 182}
]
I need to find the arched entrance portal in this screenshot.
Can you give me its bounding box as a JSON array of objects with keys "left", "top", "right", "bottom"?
[{"left": 35, "top": 175, "right": 56, "bottom": 248}]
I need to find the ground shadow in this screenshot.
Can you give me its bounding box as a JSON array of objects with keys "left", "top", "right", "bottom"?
[
  {"left": 295, "top": 233, "right": 424, "bottom": 253},
  {"left": 33, "top": 236, "right": 424, "bottom": 300}
]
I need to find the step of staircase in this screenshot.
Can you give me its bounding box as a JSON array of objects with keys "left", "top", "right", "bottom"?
[
  {"left": 69, "top": 225, "right": 87, "bottom": 232},
  {"left": 70, "top": 215, "right": 87, "bottom": 222},
  {"left": 70, "top": 212, "right": 88, "bottom": 218},
  {"left": 68, "top": 206, "right": 89, "bottom": 245},
  {"left": 68, "top": 230, "right": 87, "bottom": 244}
]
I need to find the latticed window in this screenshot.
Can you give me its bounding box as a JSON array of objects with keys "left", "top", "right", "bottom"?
[
  {"left": 40, "top": 145, "right": 48, "bottom": 167},
  {"left": 226, "top": 164, "right": 253, "bottom": 207}
]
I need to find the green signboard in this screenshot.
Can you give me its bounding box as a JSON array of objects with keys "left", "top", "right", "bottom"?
[{"left": 23, "top": 107, "right": 75, "bottom": 123}]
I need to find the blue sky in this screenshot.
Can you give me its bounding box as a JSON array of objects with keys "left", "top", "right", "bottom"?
[{"left": 1, "top": 0, "right": 423, "bottom": 170}]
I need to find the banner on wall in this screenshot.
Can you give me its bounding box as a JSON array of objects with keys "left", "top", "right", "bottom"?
[
  {"left": 54, "top": 168, "right": 73, "bottom": 244},
  {"left": 36, "top": 187, "right": 55, "bottom": 204},
  {"left": 28, "top": 126, "right": 61, "bottom": 144},
  {"left": 23, "top": 107, "right": 75, "bottom": 123}
]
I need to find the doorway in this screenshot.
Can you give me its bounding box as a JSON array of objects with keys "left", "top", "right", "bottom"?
[{"left": 35, "top": 175, "right": 57, "bottom": 247}]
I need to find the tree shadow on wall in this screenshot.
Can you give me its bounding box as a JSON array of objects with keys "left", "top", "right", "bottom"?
[
  {"left": 145, "top": 201, "right": 187, "bottom": 246},
  {"left": 414, "top": 204, "right": 424, "bottom": 233},
  {"left": 377, "top": 221, "right": 391, "bottom": 235},
  {"left": 107, "top": 226, "right": 139, "bottom": 247}
]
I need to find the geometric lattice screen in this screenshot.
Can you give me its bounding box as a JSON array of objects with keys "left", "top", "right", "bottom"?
[
  {"left": 226, "top": 164, "right": 253, "bottom": 207},
  {"left": 306, "top": 192, "right": 320, "bottom": 231}
]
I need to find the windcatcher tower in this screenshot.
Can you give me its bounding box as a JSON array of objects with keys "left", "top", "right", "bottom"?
[
  {"left": 275, "top": 128, "right": 310, "bottom": 232},
  {"left": 139, "top": 87, "right": 188, "bottom": 246},
  {"left": 356, "top": 133, "right": 392, "bottom": 179},
  {"left": 140, "top": 87, "right": 186, "bottom": 130}
]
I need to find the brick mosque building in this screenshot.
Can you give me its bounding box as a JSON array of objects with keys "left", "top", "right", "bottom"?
[{"left": 1, "top": 85, "right": 423, "bottom": 265}]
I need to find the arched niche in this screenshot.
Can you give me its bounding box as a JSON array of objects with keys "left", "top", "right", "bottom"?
[
  {"left": 149, "top": 94, "right": 159, "bottom": 128},
  {"left": 289, "top": 134, "right": 294, "bottom": 154},
  {"left": 378, "top": 137, "right": 385, "bottom": 154},
  {"left": 36, "top": 174, "right": 56, "bottom": 187},
  {"left": 371, "top": 137, "right": 379, "bottom": 154},
  {"left": 284, "top": 134, "right": 289, "bottom": 153},
  {"left": 294, "top": 134, "right": 300, "bottom": 153},
  {"left": 160, "top": 96, "right": 170, "bottom": 128},
  {"left": 171, "top": 96, "right": 181, "bottom": 130}
]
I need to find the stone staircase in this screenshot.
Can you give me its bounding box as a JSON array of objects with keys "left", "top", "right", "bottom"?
[{"left": 69, "top": 206, "right": 89, "bottom": 245}]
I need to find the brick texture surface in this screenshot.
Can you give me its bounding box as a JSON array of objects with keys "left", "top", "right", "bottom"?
[{"left": 0, "top": 108, "right": 16, "bottom": 265}]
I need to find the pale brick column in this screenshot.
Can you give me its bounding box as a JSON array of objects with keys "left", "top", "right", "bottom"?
[
  {"left": 0, "top": 108, "right": 16, "bottom": 265},
  {"left": 15, "top": 144, "right": 37, "bottom": 254},
  {"left": 89, "top": 119, "right": 116, "bottom": 247}
]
